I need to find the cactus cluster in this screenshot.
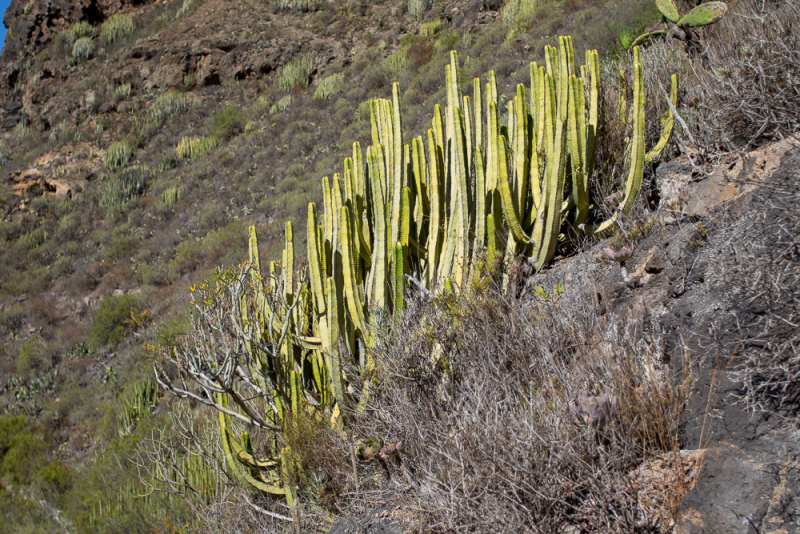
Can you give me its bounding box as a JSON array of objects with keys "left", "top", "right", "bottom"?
[
  {"left": 623, "top": 0, "right": 728, "bottom": 50},
  {"left": 118, "top": 377, "right": 159, "bottom": 437},
  {"left": 173, "top": 37, "right": 679, "bottom": 509},
  {"left": 175, "top": 135, "right": 218, "bottom": 159}
]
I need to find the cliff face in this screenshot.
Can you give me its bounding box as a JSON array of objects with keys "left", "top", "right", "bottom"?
[{"left": 1, "top": 0, "right": 150, "bottom": 127}]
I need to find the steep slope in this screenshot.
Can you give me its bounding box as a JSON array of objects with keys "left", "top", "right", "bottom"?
[{"left": 0, "top": 0, "right": 666, "bottom": 531}]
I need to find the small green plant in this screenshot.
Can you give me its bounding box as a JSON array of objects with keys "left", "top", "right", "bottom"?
[
  {"left": 276, "top": 0, "right": 321, "bottom": 12},
  {"left": 175, "top": 135, "right": 218, "bottom": 159},
  {"left": 420, "top": 20, "right": 446, "bottom": 38},
  {"left": 89, "top": 294, "right": 144, "bottom": 349},
  {"left": 210, "top": 104, "right": 246, "bottom": 140},
  {"left": 104, "top": 140, "right": 133, "bottom": 170},
  {"left": 16, "top": 336, "right": 51, "bottom": 375},
  {"left": 100, "top": 14, "right": 134, "bottom": 44},
  {"left": 151, "top": 91, "right": 188, "bottom": 118},
  {"left": 177, "top": 0, "right": 205, "bottom": 17},
  {"left": 385, "top": 50, "right": 408, "bottom": 80},
  {"left": 68, "top": 36, "right": 94, "bottom": 65},
  {"left": 53, "top": 165, "right": 67, "bottom": 178},
  {"left": 101, "top": 165, "right": 152, "bottom": 208},
  {"left": 117, "top": 377, "right": 159, "bottom": 436},
  {"left": 18, "top": 228, "right": 47, "bottom": 251},
  {"left": 409, "top": 0, "right": 433, "bottom": 21},
  {"left": 629, "top": 0, "right": 728, "bottom": 48},
  {"left": 58, "top": 21, "right": 93, "bottom": 46},
  {"left": 113, "top": 83, "right": 132, "bottom": 102},
  {"left": 276, "top": 54, "right": 313, "bottom": 91},
  {"left": 270, "top": 94, "right": 292, "bottom": 113},
  {"left": 161, "top": 186, "right": 180, "bottom": 207},
  {"left": 502, "top": 0, "right": 555, "bottom": 39},
  {"left": 14, "top": 121, "right": 33, "bottom": 143},
  {"left": 313, "top": 73, "right": 345, "bottom": 100}
]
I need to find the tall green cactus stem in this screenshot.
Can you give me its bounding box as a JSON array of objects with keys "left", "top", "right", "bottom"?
[
  {"left": 393, "top": 242, "right": 404, "bottom": 323},
  {"left": 620, "top": 46, "right": 646, "bottom": 216},
  {"left": 534, "top": 72, "right": 568, "bottom": 270},
  {"left": 646, "top": 73, "right": 678, "bottom": 162}
]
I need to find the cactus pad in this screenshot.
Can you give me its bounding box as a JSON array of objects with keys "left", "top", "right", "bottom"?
[
  {"left": 572, "top": 394, "right": 618, "bottom": 429},
  {"left": 619, "top": 26, "right": 635, "bottom": 50},
  {"left": 656, "top": 0, "right": 680, "bottom": 22},
  {"left": 357, "top": 437, "right": 384, "bottom": 463},
  {"left": 678, "top": 2, "right": 728, "bottom": 27}
]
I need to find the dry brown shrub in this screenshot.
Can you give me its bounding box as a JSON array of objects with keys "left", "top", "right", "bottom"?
[
  {"left": 698, "top": 0, "right": 800, "bottom": 148},
  {"left": 340, "top": 276, "right": 690, "bottom": 532}
]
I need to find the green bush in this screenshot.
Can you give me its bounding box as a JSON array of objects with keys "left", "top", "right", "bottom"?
[
  {"left": 69, "top": 36, "right": 94, "bottom": 65},
  {"left": 210, "top": 104, "right": 246, "bottom": 140},
  {"left": 276, "top": 54, "right": 313, "bottom": 91},
  {"left": 89, "top": 294, "right": 143, "bottom": 349},
  {"left": 314, "top": 73, "right": 345, "bottom": 99},
  {"left": 113, "top": 83, "right": 132, "bottom": 102},
  {"left": 101, "top": 165, "right": 152, "bottom": 208},
  {"left": 17, "top": 228, "right": 46, "bottom": 251},
  {"left": 409, "top": 0, "right": 432, "bottom": 21},
  {"left": 37, "top": 460, "right": 72, "bottom": 494},
  {"left": 14, "top": 121, "right": 33, "bottom": 143},
  {"left": 161, "top": 186, "right": 180, "bottom": 207},
  {"left": 420, "top": 20, "right": 446, "bottom": 37},
  {"left": 276, "top": 0, "right": 321, "bottom": 12},
  {"left": 0, "top": 415, "right": 45, "bottom": 486},
  {"left": 270, "top": 94, "right": 292, "bottom": 113},
  {"left": 151, "top": 91, "right": 188, "bottom": 118},
  {"left": 104, "top": 140, "right": 133, "bottom": 170},
  {"left": 100, "top": 14, "right": 134, "bottom": 44},
  {"left": 16, "top": 336, "right": 52, "bottom": 375},
  {"left": 58, "top": 21, "right": 93, "bottom": 46},
  {"left": 175, "top": 135, "right": 218, "bottom": 159}
]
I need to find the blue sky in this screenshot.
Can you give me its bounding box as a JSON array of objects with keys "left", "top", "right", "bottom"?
[{"left": 0, "top": 0, "right": 11, "bottom": 52}]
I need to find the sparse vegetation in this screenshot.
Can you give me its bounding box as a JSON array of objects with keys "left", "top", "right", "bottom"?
[
  {"left": 0, "top": 0, "right": 797, "bottom": 531},
  {"left": 276, "top": 0, "right": 321, "bottom": 12}
]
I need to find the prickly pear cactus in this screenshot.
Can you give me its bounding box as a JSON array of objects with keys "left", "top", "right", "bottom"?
[
  {"left": 356, "top": 437, "right": 384, "bottom": 463},
  {"left": 656, "top": 0, "right": 680, "bottom": 22},
  {"left": 678, "top": 1, "right": 728, "bottom": 27},
  {"left": 620, "top": 26, "right": 635, "bottom": 50},
  {"left": 572, "top": 394, "right": 618, "bottom": 429}
]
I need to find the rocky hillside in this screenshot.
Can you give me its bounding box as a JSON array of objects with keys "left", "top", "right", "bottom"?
[{"left": 0, "top": 0, "right": 797, "bottom": 531}]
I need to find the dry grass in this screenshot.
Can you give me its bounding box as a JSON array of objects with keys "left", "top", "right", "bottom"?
[
  {"left": 697, "top": 0, "right": 800, "bottom": 148},
  {"left": 334, "top": 275, "right": 691, "bottom": 532}
]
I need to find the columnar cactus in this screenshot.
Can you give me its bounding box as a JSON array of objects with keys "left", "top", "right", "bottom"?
[{"left": 164, "top": 36, "right": 679, "bottom": 510}]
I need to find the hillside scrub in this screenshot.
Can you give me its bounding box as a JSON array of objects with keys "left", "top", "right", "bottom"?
[{"left": 0, "top": 0, "right": 797, "bottom": 530}]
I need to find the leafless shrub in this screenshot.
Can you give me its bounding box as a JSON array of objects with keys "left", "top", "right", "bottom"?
[
  {"left": 697, "top": 0, "right": 800, "bottom": 148},
  {"left": 724, "top": 163, "right": 800, "bottom": 416},
  {"left": 344, "top": 277, "right": 690, "bottom": 532}
]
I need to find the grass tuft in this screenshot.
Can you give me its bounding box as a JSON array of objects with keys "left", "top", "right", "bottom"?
[
  {"left": 313, "top": 73, "right": 345, "bottom": 100},
  {"left": 100, "top": 14, "right": 134, "bottom": 44},
  {"left": 104, "top": 141, "right": 133, "bottom": 171}
]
